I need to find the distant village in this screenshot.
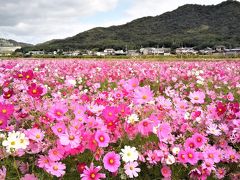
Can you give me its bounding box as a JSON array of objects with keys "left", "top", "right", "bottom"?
[
  {"left": 22, "top": 46, "right": 240, "bottom": 57},
  {"left": 1, "top": 41, "right": 240, "bottom": 57}
]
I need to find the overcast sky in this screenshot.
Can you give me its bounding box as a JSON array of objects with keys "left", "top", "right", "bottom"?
[{"left": 0, "top": 0, "right": 229, "bottom": 44}]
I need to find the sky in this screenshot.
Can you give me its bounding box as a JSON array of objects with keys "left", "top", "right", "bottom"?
[{"left": 0, "top": 0, "right": 230, "bottom": 44}]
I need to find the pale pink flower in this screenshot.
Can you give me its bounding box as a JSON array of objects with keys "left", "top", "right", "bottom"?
[{"left": 124, "top": 161, "right": 141, "bottom": 178}]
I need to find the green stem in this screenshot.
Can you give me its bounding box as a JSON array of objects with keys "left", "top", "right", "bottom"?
[{"left": 13, "top": 156, "right": 21, "bottom": 180}]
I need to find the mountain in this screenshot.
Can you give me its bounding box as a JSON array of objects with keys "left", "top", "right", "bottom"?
[
  {"left": 24, "top": 0, "right": 240, "bottom": 51},
  {"left": 0, "top": 38, "right": 32, "bottom": 47}
]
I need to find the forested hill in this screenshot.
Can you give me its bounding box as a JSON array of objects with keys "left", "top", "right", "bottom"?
[{"left": 24, "top": 0, "right": 240, "bottom": 51}]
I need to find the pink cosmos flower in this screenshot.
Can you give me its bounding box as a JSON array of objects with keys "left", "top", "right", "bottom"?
[
  {"left": 123, "top": 78, "right": 139, "bottom": 92},
  {"left": 81, "top": 163, "right": 106, "bottom": 180},
  {"left": 117, "top": 104, "right": 131, "bottom": 117},
  {"left": 192, "top": 133, "right": 207, "bottom": 148},
  {"left": 133, "top": 86, "right": 154, "bottom": 105},
  {"left": 49, "top": 103, "right": 68, "bottom": 121},
  {"left": 0, "top": 166, "right": 6, "bottom": 180},
  {"left": 59, "top": 132, "right": 80, "bottom": 148},
  {"left": 27, "top": 83, "right": 43, "bottom": 98},
  {"left": 95, "top": 131, "right": 110, "bottom": 148},
  {"left": 20, "top": 174, "right": 38, "bottom": 180},
  {"left": 138, "top": 119, "right": 153, "bottom": 136},
  {"left": 157, "top": 122, "right": 171, "bottom": 139},
  {"left": 103, "top": 151, "right": 121, "bottom": 172},
  {"left": 0, "top": 103, "right": 14, "bottom": 118},
  {"left": 146, "top": 150, "right": 161, "bottom": 164},
  {"left": 46, "top": 162, "right": 66, "bottom": 177},
  {"left": 161, "top": 166, "right": 171, "bottom": 178},
  {"left": 51, "top": 122, "right": 66, "bottom": 136},
  {"left": 124, "top": 161, "right": 141, "bottom": 178},
  {"left": 178, "top": 150, "right": 187, "bottom": 164},
  {"left": 48, "top": 147, "right": 65, "bottom": 161},
  {"left": 203, "top": 146, "right": 220, "bottom": 163},
  {"left": 37, "top": 155, "right": 53, "bottom": 169},
  {"left": 215, "top": 168, "right": 226, "bottom": 179},
  {"left": 26, "top": 128, "right": 44, "bottom": 142},
  {"left": 0, "top": 115, "right": 8, "bottom": 129},
  {"left": 184, "top": 137, "right": 197, "bottom": 149},
  {"left": 185, "top": 148, "right": 199, "bottom": 165},
  {"left": 189, "top": 91, "right": 205, "bottom": 104}
]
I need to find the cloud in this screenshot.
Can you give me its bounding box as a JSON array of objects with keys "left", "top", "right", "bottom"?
[
  {"left": 0, "top": 0, "right": 119, "bottom": 44},
  {"left": 0, "top": 0, "right": 227, "bottom": 44}
]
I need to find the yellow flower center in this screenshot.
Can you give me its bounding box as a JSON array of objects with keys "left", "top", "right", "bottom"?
[
  {"left": 109, "top": 159, "right": 114, "bottom": 164},
  {"left": 90, "top": 173, "right": 96, "bottom": 178},
  {"left": 99, "top": 136, "right": 104, "bottom": 142},
  {"left": 36, "top": 134, "right": 41, "bottom": 139},
  {"left": 32, "top": 89, "right": 37, "bottom": 94},
  {"left": 11, "top": 141, "right": 16, "bottom": 145},
  {"left": 2, "top": 109, "right": 7, "bottom": 114},
  {"left": 53, "top": 165, "right": 58, "bottom": 171}
]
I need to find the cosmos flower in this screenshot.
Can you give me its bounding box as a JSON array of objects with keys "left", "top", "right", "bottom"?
[
  {"left": 46, "top": 162, "right": 66, "bottom": 177},
  {"left": 124, "top": 161, "right": 141, "bottom": 178},
  {"left": 95, "top": 131, "right": 110, "bottom": 148},
  {"left": 189, "top": 91, "right": 205, "bottom": 104},
  {"left": 48, "top": 147, "right": 65, "bottom": 161},
  {"left": 103, "top": 151, "right": 121, "bottom": 172},
  {"left": 161, "top": 166, "right": 171, "bottom": 178},
  {"left": 27, "top": 83, "right": 43, "bottom": 98},
  {"left": 120, "top": 146, "right": 139, "bottom": 163},
  {"left": 81, "top": 163, "right": 106, "bottom": 180},
  {"left": 133, "top": 86, "right": 154, "bottom": 105},
  {"left": 0, "top": 103, "right": 14, "bottom": 118}
]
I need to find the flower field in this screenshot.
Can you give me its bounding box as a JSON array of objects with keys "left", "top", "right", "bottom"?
[{"left": 0, "top": 59, "right": 239, "bottom": 180}]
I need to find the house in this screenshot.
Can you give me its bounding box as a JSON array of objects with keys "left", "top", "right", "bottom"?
[
  {"left": 114, "top": 50, "right": 127, "bottom": 55},
  {"left": 127, "top": 50, "right": 140, "bottom": 56},
  {"left": 103, "top": 49, "right": 115, "bottom": 55},
  {"left": 224, "top": 48, "right": 240, "bottom": 56},
  {"left": 215, "top": 45, "right": 226, "bottom": 52},
  {"left": 96, "top": 52, "right": 106, "bottom": 56},
  {"left": 175, "top": 47, "right": 198, "bottom": 55},
  {"left": 26, "top": 51, "right": 45, "bottom": 55},
  {"left": 199, "top": 47, "right": 214, "bottom": 55}
]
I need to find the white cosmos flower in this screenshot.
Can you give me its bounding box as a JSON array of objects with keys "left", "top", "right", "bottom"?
[
  {"left": 172, "top": 147, "right": 180, "bottom": 155},
  {"left": 2, "top": 131, "right": 29, "bottom": 153},
  {"left": 166, "top": 154, "right": 175, "bottom": 165},
  {"left": 120, "top": 146, "right": 139, "bottom": 163},
  {"left": 127, "top": 114, "right": 139, "bottom": 124}
]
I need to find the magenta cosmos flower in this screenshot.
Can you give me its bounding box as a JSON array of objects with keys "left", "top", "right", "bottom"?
[
  {"left": 0, "top": 115, "right": 8, "bottom": 129},
  {"left": 0, "top": 103, "right": 14, "bottom": 118},
  {"left": 81, "top": 163, "right": 106, "bottom": 180},
  {"left": 46, "top": 162, "right": 66, "bottom": 177},
  {"left": 189, "top": 91, "right": 205, "bottom": 104},
  {"left": 95, "top": 130, "right": 110, "bottom": 147},
  {"left": 133, "top": 86, "right": 154, "bottom": 105},
  {"left": 27, "top": 83, "right": 43, "bottom": 98},
  {"left": 103, "top": 151, "right": 121, "bottom": 172}
]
